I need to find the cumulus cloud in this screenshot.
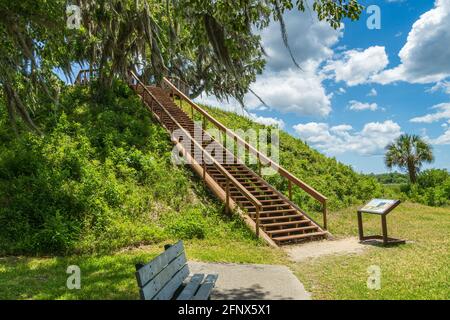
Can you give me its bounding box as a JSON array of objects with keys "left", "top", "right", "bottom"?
[
  {"left": 429, "top": 128, "right": 450, "bottom": 145},
  {"left": 348, "top": 100, "right": 378, "bottom": 111},
  {"left": 248, "top": 113, "right": 285, "bottom": 128},
  {"left": 410, "top": 103, "right": 450, "bottom": 123},
  {"left": 293, "top": 120, "right": 402, "bottom": 155},
  {"left": 261, "top": 10, "right": 343, "bottom": 72},
  {"left": 198, "top": 8, "right": 340, "bottom": 118},
  {"left": 373, "top": 0, "right": 450, "bottom": 84},
  {"left": 245, "top": 67, "right": 332, "bottom": 116},
  {"left": 323, "top": 46, "right": 389, "bottom": 86}
]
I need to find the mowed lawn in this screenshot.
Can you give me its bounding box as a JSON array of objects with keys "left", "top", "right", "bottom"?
[
  {"left": 0, "top": 202, "right": 448, "bottom": 299},
  {"left": 293, "top": 202, "right": 450, "bottom": 300}
]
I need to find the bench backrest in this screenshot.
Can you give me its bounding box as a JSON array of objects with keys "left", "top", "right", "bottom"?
[{"left": 135, "top": 241, "right": 189, "bottom": 300}]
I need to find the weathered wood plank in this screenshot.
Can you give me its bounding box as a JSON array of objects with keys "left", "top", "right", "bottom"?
[
  {"left": 192, "top": 274, "right": 218, "bottom": 300},
  {"left": 135, "top": 241, "right": 184, "bottom": 287},
  {"left": 140, "top": 252, "right": 187, "bottom": 300},
  {"left": 152, "top": 265, "right": 190, "bottom": 300},
  {"left": 176, "top": 274, "right": 205, "bottom": 300}
]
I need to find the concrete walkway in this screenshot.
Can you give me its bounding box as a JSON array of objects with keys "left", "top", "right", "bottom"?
[{"left": 188, "top": 261, "right": 311, "bottom": 300}]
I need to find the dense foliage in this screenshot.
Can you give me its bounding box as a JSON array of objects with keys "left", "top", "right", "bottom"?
[
  {"left": 400, "top": 169, "right": 450, "bottom": 207},
  {"left": 0, "top": 81, "right": 255, "bottom": 255},
  {"left": 0, "top": 0, "right": 362, "bottom": 131}
]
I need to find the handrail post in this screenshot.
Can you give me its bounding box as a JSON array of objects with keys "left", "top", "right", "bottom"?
[
  {"left": 202, "top": 150, "right": 206, "bottom": 181},
  {"left": 288, "top": 180, "right": 292, "bottom": 200},
  {"left": 257, "top": 156, "right": 261, "bottom": 176},
  {"left": 225, "top": 178, "right": 230, "bottom": 214},
  {"left": 323, "top": 201, "right": 327, "bottom": 230},
  {"left": 255, "top": 205, "right": 260, "bottom": 237}
]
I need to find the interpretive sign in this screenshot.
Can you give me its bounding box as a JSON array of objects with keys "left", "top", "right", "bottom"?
[
  {"left": 357, "top": 199, "right": 404, "bottom": 245},
  {"left": 359, "top": 199, "right": 400, "bottom": 215}
]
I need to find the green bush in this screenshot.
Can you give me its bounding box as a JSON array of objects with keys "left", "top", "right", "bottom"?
[
  {"left": 0, "top": 80, "right": 222, "bottom": 255},
  {"left": 163, "top": 208, "right": 207, "bottom": 240},
  {"left": 400, "top": 169, "right": 450, "bottom": 207}
]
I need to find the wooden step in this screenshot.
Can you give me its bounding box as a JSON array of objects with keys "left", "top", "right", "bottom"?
[
  {"left": 266, "top": 226, "right": 318, "bottom": 235},
  {"left": 257, "top": 214, "right": 300, "bottom": 222},
  {"left": 272, "top": 231, "right": 327, "bottom": 242},
  {"left": 262, "top": 220, "right": 310, "bottom": 228},
  {"left": 251, "top": 208, "right": 296, "bottom": 215}
]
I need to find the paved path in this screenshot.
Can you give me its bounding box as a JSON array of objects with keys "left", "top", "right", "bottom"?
[
  {"left": 285, "top": 237, "right": 367, "bottom": 262},
  {"left": 188, "top": 261, "right": 311, "bottom": 300}
]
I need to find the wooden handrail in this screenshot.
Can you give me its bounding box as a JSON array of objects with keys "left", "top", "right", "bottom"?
[
  {"left": 129, "top": 71, "right": 264, "bottom": 235},
  {"left": 161, "top": 77, "right": 328, "bottom": 230}
]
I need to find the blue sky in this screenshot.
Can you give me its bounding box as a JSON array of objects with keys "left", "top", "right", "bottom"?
[{"left": 199, "top": 0, "right": 450, "bottom": 174}]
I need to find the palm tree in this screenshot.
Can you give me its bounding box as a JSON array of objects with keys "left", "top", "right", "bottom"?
[{"left": 385, "top": 134, "right": 434, "bottom": 184}]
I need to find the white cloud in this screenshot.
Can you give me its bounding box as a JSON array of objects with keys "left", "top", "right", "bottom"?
[
  {"left": 430, "top": 128, "right": 450, "bottom": 145},
  {"left": 348, "top": 100, "right": 378, "bottom": 111},
  {"left": 261, "top": 10, "right": 343, "bottom": 72},
  {"left": 410, "top": 103, "right": 450, "bottom": 123},
  {"left": 330, "top": 124, "right": 353, "bottom": 132},
  {"left": 428, "top": 81, "right": 450, "bottom": 95},
  {"left": 323, "top": 46, "right": 389, "bottom": 86},
  {"left": 373, "top": 0, "right": 450, "bottom": 84},
  {"left": 246, "top": 67, "right": 332, "bottom": 117},
  {"left": 293, "top": 120, "right": 402, "bottom": 155},
  {"left": 248, "top": 113, "right": 285, "bottom": 128},
  {"left": 198, "top": 9, "right": 340, "bottom": 118},
  {"left": 367, "top": 88, "right": 378, "bottom": 97}
]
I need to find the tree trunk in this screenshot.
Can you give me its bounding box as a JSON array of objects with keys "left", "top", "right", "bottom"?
[{"left": 407, "top": 160, "right": 417, "bottom": 184}]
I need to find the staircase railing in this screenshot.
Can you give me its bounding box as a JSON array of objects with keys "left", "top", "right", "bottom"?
[
  {"left": 161, "top": 77, "right": 328, "bottom": 230},
  {"left": 128, "top": 71, "right": 264, "bottom": 237}
]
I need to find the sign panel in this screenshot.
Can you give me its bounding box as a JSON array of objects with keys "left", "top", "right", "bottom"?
[{"left": 359, "top": 199, "right": 399, "bottom": 214}]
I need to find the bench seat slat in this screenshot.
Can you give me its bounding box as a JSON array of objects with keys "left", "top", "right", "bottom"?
[
  {"left": 192, "top": 274, "right": 218, "bottom": 300},
  {"left": 176, "top": 274, "right": 205, "bottom": 300},
  {"left": 152, "top": 265, "right": 190, "bottom": 300},
  {"left": 135, "top": 241, "right": 184, "bottom": 287},
  {"left": 140, "top": 252, "right": 188, "bottom": 300}
]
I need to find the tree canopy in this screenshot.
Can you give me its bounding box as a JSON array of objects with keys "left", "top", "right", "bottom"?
[
  {"left": 0, "top": 0, "right": 363, "bottom": 132},
  {"left": 385, "top": 134, "right": 434, "bottom": 184}
]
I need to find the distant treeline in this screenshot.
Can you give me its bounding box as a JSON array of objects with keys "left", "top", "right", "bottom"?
[
  {"left": 369, "top": 172, "right": 409, "bottom": 185},
  {"left": 369, "top": 170, "right": 450, "bottom": 207}
]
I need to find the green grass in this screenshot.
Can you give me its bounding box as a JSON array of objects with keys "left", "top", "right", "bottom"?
[
  {"left": 0, "top": 240, "right": 285, "bottom": 300},
  {"left": 1, "top": 202, "right": 447, "bottom": 300},
  {"left": 292, "top": 202, "right": 450, "bottom": 300}
]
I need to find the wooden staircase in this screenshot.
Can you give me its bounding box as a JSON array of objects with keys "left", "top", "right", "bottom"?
[
  {"left": 126, "top": 72, "right": 330, "bottom": 247},
  {"left": 76, "top": 69, "right": 330, "bottom": 246}
]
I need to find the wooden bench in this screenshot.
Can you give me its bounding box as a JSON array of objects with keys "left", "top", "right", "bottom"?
[{"left": 135, "top": 241, "right": 218, "bottom": 300}]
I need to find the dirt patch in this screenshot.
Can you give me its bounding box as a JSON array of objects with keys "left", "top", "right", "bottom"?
[{"left": 284, "top": 237, "right": 367, "bottom": 262}]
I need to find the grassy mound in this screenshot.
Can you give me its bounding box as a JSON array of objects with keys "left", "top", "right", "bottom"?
[{"left": 0, "top": 81, "right": 256, "bottom": 256}]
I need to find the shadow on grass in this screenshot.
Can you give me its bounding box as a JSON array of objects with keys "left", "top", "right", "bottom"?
[{"left": 0, "top": 251, "right": 159, "bottom": 300}]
